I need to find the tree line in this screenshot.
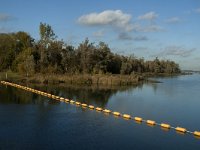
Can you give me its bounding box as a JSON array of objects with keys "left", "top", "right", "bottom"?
[{"left": 0, "top": 23, "right": 180, "bottom": 76}]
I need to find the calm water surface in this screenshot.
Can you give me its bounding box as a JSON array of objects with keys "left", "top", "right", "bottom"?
[{"left": 0, "top": 74, "right": 200, "bottom": 150}]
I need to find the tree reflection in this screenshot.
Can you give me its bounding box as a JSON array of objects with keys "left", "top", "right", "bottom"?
[{"left": 0, "top": 84, "right": 141, "bottom": 108}]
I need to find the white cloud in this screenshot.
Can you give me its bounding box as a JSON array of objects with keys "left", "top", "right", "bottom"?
[
  {"left": 133, "top": 35, "right": 148, "bottom": 41},
  {"left": 118, "top": 32, "right": 148, "bottom": 41},
  {"left": 139, "top": 25, "right": 163, "bottom": 32},
  {"left": 194, "top": 8, "right": 200, "bottom": 13},
  {"left": 165, "top": 17, "right": 181, "bottom": 23},
  {"left": 78, "top": 10, "right": 163, "bottom": 41},
  {"left": 137, "top": 12, "right": 163, "bottom": 32},
  {"left": 0, "top": 13, "right": 13, "bottom": 22},
  {"left": 118, "top": 33, "right": 132, "bottom": 40},
  {"left": 93, "top": 30, "right": 104, "bottom": 37},
  {"left": 78, "top": 10, "right": 135, "bottom": 32},
  {"left": 156, "top": 46, "right": 195, "bottom": 57},
  {"left": 138, "top": 11, "right": 158, "bottom": 21}
]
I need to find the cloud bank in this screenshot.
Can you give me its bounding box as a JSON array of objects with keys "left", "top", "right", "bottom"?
[
  {"left": 118, "top": 33, "right": 148, "bottom": 41},
  {"left": 194, "top": 8, "right": 200, "bottom": 13},
  {"left": 165, "top": 17, "right": 181, "bottom": 23},
  {"left": 93, "top": 30, "right": 104, "bottom": 37},
  {"left": 138, "top": 11, "right": 158, "bottom": 21},
  {"left": 156, "top": 46, "right": 195, "bottom": 57},
  {"left": 78, "top": 10, "right": 134, "bottom": 32},
  {"left": 0, "top": 13, "right": 13, "bottom": 22},
  {"left": 118, "top": 32, "right": 132, "bottom": 40},
  {"left": 78, "top": 10, "right": 163, "bottom": 41},
  {"left": 139, "top": 25, "right": 163, "bottom": 32}
]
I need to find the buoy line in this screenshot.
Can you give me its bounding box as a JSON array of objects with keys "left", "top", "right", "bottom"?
[{"left": 1, "top": 81, "right": 200, "bottom": 138}]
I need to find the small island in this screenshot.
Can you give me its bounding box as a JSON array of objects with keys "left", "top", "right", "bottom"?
[{"left": 0, "top": 23, "right": 180, "bottom": 85}]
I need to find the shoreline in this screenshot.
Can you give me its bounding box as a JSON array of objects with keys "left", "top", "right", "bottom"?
[
  {"left": 0, "top": 71, "right": 184, "bottom": 86},
  {"left": 0, "top": 72, "right": 143, "bottom": 86}
]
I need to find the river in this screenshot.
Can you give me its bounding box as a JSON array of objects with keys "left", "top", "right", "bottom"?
[{"left": 0, "top": 74, "right": 200, "bottom": 149}]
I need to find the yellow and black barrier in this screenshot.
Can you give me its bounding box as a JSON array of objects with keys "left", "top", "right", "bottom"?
[{"left": 1, "top": 81, "right": 200, "bottom": 138}]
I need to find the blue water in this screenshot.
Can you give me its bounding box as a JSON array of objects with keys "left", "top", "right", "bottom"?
[{"left": 0, "top": 74, "right": 200, "bottom": 149}]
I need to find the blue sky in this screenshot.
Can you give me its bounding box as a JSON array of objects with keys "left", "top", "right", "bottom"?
[{"left": 0, "top": 0, "right": 200, "bottom": 70}]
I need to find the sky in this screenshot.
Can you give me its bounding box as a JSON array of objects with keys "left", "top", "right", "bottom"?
[{"left": 0, "top": 0, "right": 200, "bottom": 70}]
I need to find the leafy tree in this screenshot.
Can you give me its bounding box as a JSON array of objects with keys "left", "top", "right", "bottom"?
[
  {"left": 39, "top": 22, "right": 56, "bottom": 44},
  {"left": 13, "top": 47, "right": 34, "bottom": 74},
  {"left": 18, "top": 55, "right": 35, "bottom": 76},
  {"left": 77, "top": 38, "right": 96, "bottom": 73},
  {"left": 0, "top": 33, "right": 18, "bottom": 71},
  {"left": 38, "top": 23, "right": 58, "bottom": 73},
  {"left": 15, "top": 31, "right": 34, "bottom": 50}
]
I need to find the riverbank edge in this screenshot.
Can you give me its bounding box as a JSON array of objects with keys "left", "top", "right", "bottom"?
[{"left": 0, "top": 72, "right": 182, "bottom": 86}]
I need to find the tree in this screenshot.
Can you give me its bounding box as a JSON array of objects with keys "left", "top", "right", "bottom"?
[
  {"left": 13, "top": 47, "right": 35, "bottom": 75},
  {"left": 38, "top": 23, "right": 58, "bottom": 73},
  {"left": 0, "top": 33, "right": 18, "bottom": 71},
  {"left": 19, "top": 55, "right": 35, "bottom": 76},
  {"left": 95, "top": 42, "right": 113, "bottom": 73},
  {"left": 15, "top": 31, "right": 34, "bottom": 50},
  {"left": 61, "top": 45, "right": 78, "bottom": 73},
  {"left": 153, "top": 57, "right": 161, "bottom": 73},
  {"left": 39, "top": 22, "right": 56, "bottom": 46},
  {"left": 77, "top": 38, "right": 96, "bottom": 73}
]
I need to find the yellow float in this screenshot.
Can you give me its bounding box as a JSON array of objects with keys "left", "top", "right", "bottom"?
[
  {"left": 96, "top": 107, "right": 103, "bottom": 111},
  {"left": 113, "top": 112, "right": 121, "bottom": 116},
  {"left": 146, "top": 120, "right": 156, "bottom": 125},
  {"left": 123, "top": 114, "right": 131, "bottom": 119},
  {"left": 103, "top": 109, "right": 111, "bottom": 113}
]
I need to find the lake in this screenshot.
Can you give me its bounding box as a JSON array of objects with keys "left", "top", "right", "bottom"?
[{"left": 0, "top": 74, "right": 200, "bottom": 150}]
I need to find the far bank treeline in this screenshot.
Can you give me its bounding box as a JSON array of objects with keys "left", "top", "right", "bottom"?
[{"left": 0, "top": 23, "right": 180, "bottom": 76}]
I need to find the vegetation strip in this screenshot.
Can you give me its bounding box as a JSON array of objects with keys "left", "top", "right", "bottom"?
[{"left": 1, "top": 80, "right": 199, "bottom": 138}]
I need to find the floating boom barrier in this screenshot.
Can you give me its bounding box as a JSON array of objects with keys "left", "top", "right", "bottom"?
[{"left": 1, "top": 81, "right": 200, "bottom": 138}]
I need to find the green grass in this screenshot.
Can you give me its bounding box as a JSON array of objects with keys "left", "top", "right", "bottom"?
[
  {"left": 0, "top": 71, "right": 144, "bottom": 86},
  {"left": 0, "top": 71, "right": 23, "bottom": 81},
  {"left": 26, "top": 74, "right": 144, "bottom": 85}
]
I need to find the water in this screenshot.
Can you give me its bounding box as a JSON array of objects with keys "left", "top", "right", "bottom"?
[{"left": 0, "top": 74, "right": 200, "bottom": 150}]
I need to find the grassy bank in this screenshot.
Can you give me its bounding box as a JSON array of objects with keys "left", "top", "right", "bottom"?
[
  {"left": 0, "top": 71, "right": 144, "bottom": 86},
  {"left": 0, "top": 71, "right": 24, "bottom": 82},
  {"left": 0, "top": 71, "right": 184, "bottom": 86}
]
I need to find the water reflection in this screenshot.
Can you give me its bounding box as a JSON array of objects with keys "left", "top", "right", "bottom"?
[
  {"left": 0, "top": 83, "right": 143, "bottom": 108},
  {"left": 47, "top": 84, "right": 145, "bottom": 107}
]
